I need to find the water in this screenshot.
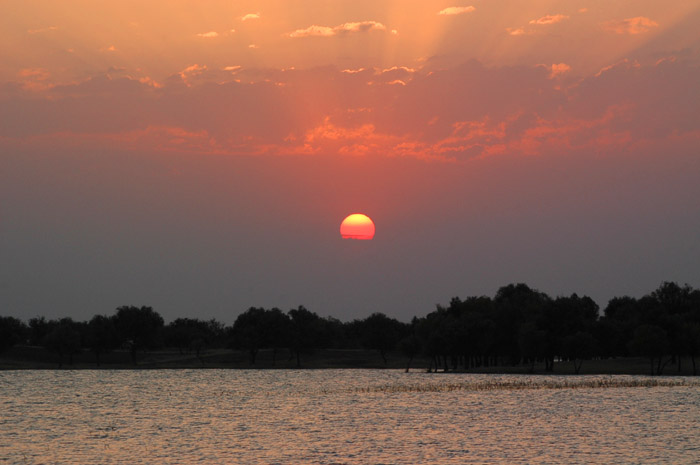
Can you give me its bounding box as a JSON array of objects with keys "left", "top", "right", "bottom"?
[{"left": 1, "top": 370, "right": 699, "bottom": 464}]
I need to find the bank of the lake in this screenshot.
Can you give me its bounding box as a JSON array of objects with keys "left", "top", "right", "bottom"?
[{"left": 2, "top": 345, "right": 698, "bottom": 376}]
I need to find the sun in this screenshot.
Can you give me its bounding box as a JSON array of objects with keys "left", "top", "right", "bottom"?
[{"left": 340, "top": 213, "right": 375, "bottom": 240}]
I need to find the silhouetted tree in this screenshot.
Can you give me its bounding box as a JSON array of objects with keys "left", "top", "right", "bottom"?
[
  {"left": 263, "top": 308, "right": 292, "bottom": 365},
  {"left": 288, "top": 306, "right": 326, "bottom": 367},
  {"left": 28, "top": 316, "right": 52, "bottom": 346},
  {"left": 680, "top": 322, "right": 700, "bottom": 375},
  {"left": 114, "top": 306, "right": 164, "bottom": 365},
  {"left": 518, "top": 322, "right": 547, "bottom": 373},
  {"left": 494, "top": 283, "right": 552, "bottom": 366},
  {"left": 650, "top": 281, "right": 695, "bottom": 372},
  {"left": 628, "top": 324, "right": 670, "bottom": 375},
  {"left": 357, "top": 312, "right": 405, "bottom": 364},
  {"left": 399, "top": 334, "right": 421, "bottom": 372},
  {"left": 415, "top": 308, "right": 449, "bottom": 371},
  {"left": 231, "top": 307, "right": 268, "bottom": 365},
  {"left": 43, "top": 318, "right": 81, "bottom": 367},
  {"left": 165, "top": 317, "right": 220, "bottom": 363},
  {"left": 562, "top": 331, "right": 598, "bottom": 374},
  {"left": 542, "top": 294, "right": 599, "bottom": 371},
  {"left": 84, "top": 314, "right": 119, "bottom": 366},
  {"left": 0, "top": 316, "right": 28, "bottom": 353}
]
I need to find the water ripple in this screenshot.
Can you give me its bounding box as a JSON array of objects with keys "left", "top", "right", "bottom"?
[{"left": 1, "top": 370, "right": 699, "bottom": 464}]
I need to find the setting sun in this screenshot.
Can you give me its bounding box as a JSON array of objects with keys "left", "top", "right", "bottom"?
[{"left": 340, "top": 213, "right": 375, "bottom": 240}]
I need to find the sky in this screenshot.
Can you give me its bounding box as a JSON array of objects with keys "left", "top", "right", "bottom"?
[{"left": 2, "top": 0, "right": 700, "bottom": 323}]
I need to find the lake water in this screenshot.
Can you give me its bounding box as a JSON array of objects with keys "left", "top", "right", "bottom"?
[{"left": 1, "top": 370, "right": 699, "bottom": 464}]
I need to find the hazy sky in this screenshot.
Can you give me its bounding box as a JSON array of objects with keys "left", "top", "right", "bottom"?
[{"left": 2, "top": 1, "right": 700, "bottom": 323}]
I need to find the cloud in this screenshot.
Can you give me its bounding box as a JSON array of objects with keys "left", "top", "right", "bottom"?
[
  {"left": 27, "top": 26, "right": 58, "bottom": 34},
  {"left": 602, "top": 17, "right": 659, "bottom": 35},
  {"left": 438, "top": 6, "right": 475, "bottom": 16},
  {"left": 342, "top": 68, "right": 366, "bottom": 74},
  {"left": 529, "top": 14, "right": 569, "bottom": 25},
  {"left": 506, "top": 27, "right": 527, "bottom": 36},
  {"left": 379, "top": 66, "right": 416, "bottom": 74},
  {"left": 289, "top": 25, "right": 335, "bottom": 38},
  {"left": 241, "top": 13, "right": 261, "bottom": 21},
  {"left": 16, "top": 68, "right": 52, "bottom": 91},
  {"left": 177, "top": 64, "right": 208, "bottom": 85},
  {"left": 17, "top": 68, "right": 50, "bottom": 80},
  {"left": 3, "top": 58, "right": 699, "bottom": 164},
  {"left": 289, "top": 21, "right": 387, "bottom": 38},
  {"left": 196, "top": 31, "right": 219, "bottom": 38},
  {"left": 548, "top": 63, "right": 571, "bottom": 79}
]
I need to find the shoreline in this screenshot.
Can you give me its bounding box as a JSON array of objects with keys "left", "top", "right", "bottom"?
[{"left": 2, "top": 345, "right": 698, "bottom": 376}]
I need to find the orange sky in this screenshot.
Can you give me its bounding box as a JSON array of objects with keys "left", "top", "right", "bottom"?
[{"left": 2, "top": 1, "right": 700, "bottom": 321}]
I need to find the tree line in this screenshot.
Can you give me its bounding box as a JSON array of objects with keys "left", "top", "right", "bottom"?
[{"left": 1, "top": 281, "right": 699, "bottom": 375}]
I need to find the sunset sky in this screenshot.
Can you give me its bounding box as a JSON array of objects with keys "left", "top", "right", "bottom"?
[{"left": 2, "top": 0, "right": 700, "bottom": 323}]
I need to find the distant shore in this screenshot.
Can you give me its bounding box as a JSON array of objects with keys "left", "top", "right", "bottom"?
[{"left": 1, "top": 345, "right": 698, "bottom": 376}]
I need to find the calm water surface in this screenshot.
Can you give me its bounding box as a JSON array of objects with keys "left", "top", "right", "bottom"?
[{"left": 1, "top": 370, "right": 699, "bottom": 464}]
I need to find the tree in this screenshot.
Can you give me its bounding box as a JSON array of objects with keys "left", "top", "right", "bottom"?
[
  {"left": 28, "top": 316, "right": 52, "bottom": 346},
  {"left": 494, "top": 283, "right": 551, "bottom": 366},
  {"left": 43, "top": 318, "right": 81, "bottom": 367},
  {"left": 231, "top": 307, "right": 268, "bottom": 365},
  {"left": 628, "top": 324, "right": 670, "bottom": 375},
  {"left": 114, "top": 306, "right": 164, "bottom": 365},
  {"left": 680, "top": 322, "right": 700, "bottom": 375},
  {"left": 165, "top": 317, "right": 221, "bottom": 363},
  {"left": 650, "top": 282, "right": 694, "bottom": 372},
  {"left": 399, "top": 334, "right": 421, "bottom": 372},
  {"left": 0, "top": 316, "right": 28, "bottom": 354},
  {"left": 263, "top": 308, "right": 292, "bottom": 365},
  {"left": 414, "top": 308, "right": 450, "bottom": 372},
  {"left": 84, "top": 315, "right": 119, "bottom": 366},
  {"left": 357, "top": 312, "right": 405, "bottom": 365},
  {"left": 562, "top": 331, "right": 598, "bottom": 374},
  {"left": 518, "top": 322, "right": 547, "bottom": 373},
  {"left": 288, "top": 306, "right": 326, "bottom": 367},
  {"left": 543, "top": 294, "right": 600, "bottom": 372}
]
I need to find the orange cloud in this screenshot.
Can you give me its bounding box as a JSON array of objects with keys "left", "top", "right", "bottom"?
[
  {"left": 178, "top": 64, "right": 208, "bottom": 85},
  {"left": 511, "top": 105, "right": 634, "bottom": 156},
  {"left": 27, "top": 26, "right": 58, "bottom": 34},
  {"left": 548, "top": 63, "right": 571, "bottom": 79},
  {"left": 289, "top": 21, "right": 387, "bottom": 38},
  {"left": 2, "top": 126, "right": 221, "bottom": 155},
  {"left": 438, "top": 6, "right": 475, "bottom": 16},
  {"left": 602, "top": 17, "right": 659, "bottom": 34},
  {"left": 529, "top": 14, "right": 569, "bottom": 25},
  {"left": 378, "top": 66, "right": 416, "bottom": 74},
  {"left": 17, "top": 68, "right": 52, "bottom": 91},
  {"left": 3, "top": 58, "right": 698, "bottom": 164},
  {"left": 196, "top": 31, "right": 219, "bottom": 38},
  {"left": 241, "top": 13, "right": 260, "bottom": 21},
  {"left": 289, "top": 25, "right": 335, "bottom": 38},
  {"left": 506, "top": 27, "right": 528, "bottom": 36},
  {"left": 274, "top": 117, "right": 453, "bottom": 161},
  {"left": 17, "top": 68, "right": 50, "bottom": 79}
]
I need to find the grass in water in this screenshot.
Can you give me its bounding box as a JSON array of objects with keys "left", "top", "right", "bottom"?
[{"left": 348, "top": 377, "right": 700, "bottom": 394}]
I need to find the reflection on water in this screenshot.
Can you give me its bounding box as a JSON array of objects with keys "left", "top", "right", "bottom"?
[{"left": 1, "top": 370, "right": 699, "bottom": 464}]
